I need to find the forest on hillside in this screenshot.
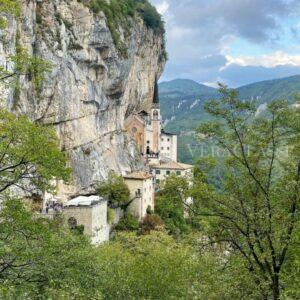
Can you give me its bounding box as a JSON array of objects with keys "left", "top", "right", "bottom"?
[{"left": 0, "top": 1, "right": 300, "bottom": 299}]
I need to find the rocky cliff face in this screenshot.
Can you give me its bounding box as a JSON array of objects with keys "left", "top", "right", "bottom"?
[{"left": 0, "top": 0, "right": 165, "bottom": 196}]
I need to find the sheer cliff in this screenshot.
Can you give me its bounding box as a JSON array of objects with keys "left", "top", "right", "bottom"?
[{"left": 0, "top": 0, "right": 165, "bottom": 195}]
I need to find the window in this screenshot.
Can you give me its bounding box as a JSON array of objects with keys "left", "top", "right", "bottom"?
[
  {"left": 156, "top": 170, "right": 161, "bottom": 175},
  {"left": 167, "top": 147, "right": 170, "bottom": 150},
  {"left": 147, "top": 140, "right": 150, "bottom": 144},
  {"left": 161, "top": 147, "right": 164, "bottom": 150},
  {"left": 153, "top": 110, "right": 159, "bottom": 119},
  {"left": 176, "top": 171, "right": 181, "bottom": 176},
  {"left": 166, "top": 170, "right": 171, "bottom": 175},
  {"left": 161, "top": 138, "right": 164, "bottom": 141},
  {"left": 167, "top": 138, "right": 170, "bottom": 142},
  {"left": 131, "top": 127, "right": 137, "bottom": 133},
  {"left": 156, "top": 179, "right": 160, "bottom": 184}
]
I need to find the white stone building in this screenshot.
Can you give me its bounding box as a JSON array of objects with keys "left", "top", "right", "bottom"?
[
  {"left": 63, "top": 196, "right": 109, "bottom": 245},
  {"left": 160, "top": 130, "right": 177, "bottom": 162},
  {"left": 150, "top": 161, "right": 193, "bottom": 187},
  {"left": 124, "top": 172, "right": 154, "bottom": 220}
]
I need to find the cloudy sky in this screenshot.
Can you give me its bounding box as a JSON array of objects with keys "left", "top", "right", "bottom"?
[{"left": 150, "top": 0, "right": 300, "bottom": 87}]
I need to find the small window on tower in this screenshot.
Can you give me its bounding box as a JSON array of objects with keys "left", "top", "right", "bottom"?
[
  {"left": 168, "top": 138, "right": 170, "bottom": 142},
  {"left": 153, "top": 110, "right": 159, "bottom": 119},
  {"left": 147, "top": 140, "right": 150, "bottom": 144},
  {"left": 132, "top": 127, "right": 137, "bottom": 133}
]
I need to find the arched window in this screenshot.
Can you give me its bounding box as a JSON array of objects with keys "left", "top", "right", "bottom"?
[
  {"left": 68, "top": 217, "right": 77, "bottom": 229},
  {"left": 146, "top": 146, "right": 150, "bottom": 155},
  {"left": 153, "top": 110, "right": 159, "bottom": 119}
]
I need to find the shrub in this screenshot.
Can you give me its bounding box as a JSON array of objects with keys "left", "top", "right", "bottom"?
[
  {"left": 115, "top": 213, "right": 139, "bottom": 231},
  {"left": 96, "top": 171, "right": 130, "bottom": 207},
  {"left": 140, "top": 214, "right": 164, "bottom": 234},
  {"left": 107, "top": 208, "right": 115, "bottom": 225},
  {"left": 146, "top": 205, "right": 154, "bottom": 215}
]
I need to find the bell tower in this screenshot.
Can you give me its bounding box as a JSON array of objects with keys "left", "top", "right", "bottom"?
[{"left": 151, "top": 78, "right": 161, "bottom": 154}]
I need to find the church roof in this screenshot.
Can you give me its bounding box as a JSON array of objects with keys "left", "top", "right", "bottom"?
[
  {"left": 124, "top": 171, "right": 153, "bottom": 180},
  {"left": 150, "top": 161, "right": 193, "bottom": 171},
  {"left": 153, "top": 78, "right": 159, "bottom": 105}
]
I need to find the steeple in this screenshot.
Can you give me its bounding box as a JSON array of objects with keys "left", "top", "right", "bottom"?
[{"left": 152, "top": 78, "right": 159, "bottom": 108}]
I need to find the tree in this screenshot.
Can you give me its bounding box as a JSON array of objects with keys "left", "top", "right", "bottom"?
[
  {"left": 0, "top": 110, "right": 70, "bottom": 194},
  {"left": 115, "top": 212, "right": 139, "bottom": 231},
  {"left": 193, "top": 85, "right": 300, "bottom": 299},
  {"left": 0, "top": 199, "right": 102, "bottom": 299},
  {"left": 155, "top": 174, "right": 191, "bottom": 236},
  {"left": 96, "top": 171, "right": 130, "bottom": 207},
  {"left": 95, "top": 232, "right": 202, "bottom": 299}
]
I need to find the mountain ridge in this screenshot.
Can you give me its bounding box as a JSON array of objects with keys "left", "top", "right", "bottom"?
[{"left": 159, "top": 75, "right": 300, "bottom": 163}]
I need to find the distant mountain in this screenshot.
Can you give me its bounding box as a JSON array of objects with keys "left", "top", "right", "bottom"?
[
  {"left": 238, "top": 75, "right": 300, "bottom": 104},
  {"left": 159, "top": 79, "right": 218, "bottom": 97},
  {"left": 159, "top": 75, "right": 300, "bottom": 163}
]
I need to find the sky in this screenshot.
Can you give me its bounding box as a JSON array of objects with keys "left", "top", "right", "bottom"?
[{"left": 150, "top": 0, "right": 300, "bottom": 87}]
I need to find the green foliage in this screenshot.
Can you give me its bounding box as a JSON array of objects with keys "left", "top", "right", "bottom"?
[
  {"left": 95, "top": 232, "right": 201, "bottom": 299},
  {"left": 0, "top": 199, "right": 102, "bottom": 298},
  {"left": 193, "top": 85, "right": 300, "bottom": 299},
  {"left": 0, "top": 0, "right": 21, "bottom": 29},
  {"left": 95, "top": 232, "right": 265, "bottom": 299},
  {"left": 107, "top": 208, "right": 115, "bottom": 225},
  {"left": 0, "top": 33, "right": 52, "bottom": 103},
  {"left": 146, "top": 204, "right": 154, "bottom": 215},
  {"left": 155, "top": 174, "right": 191, "bottom": 236},
  {"left": 115, "top": 213, "right": 139, "bottom": 231},
  {"left": 140, "top": 214, "right": 164, "bottom": 234},
  {"left": 0, "top": 200, "right": 278, "bottom": 299},
  {"left": 0, "top": 109, "right": 70, "bottom": 194},
  {"left": 96, "top": 170, "right": 130, "bottom": 207},
  {"left": 10, "top": 43, "right": 52, "bottom": 95},
  {"left": 135, "top": 0, "right": 165, "bottom": 34}
]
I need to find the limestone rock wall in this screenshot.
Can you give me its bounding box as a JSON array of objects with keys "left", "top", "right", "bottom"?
[{"left": 0, "top": 0, "right": 165, "bottom": 196}]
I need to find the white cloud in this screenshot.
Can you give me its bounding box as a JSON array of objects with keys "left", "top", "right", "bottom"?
[
  {"left": 203, "top": 81, "right": 220, "bottom": 88},
  {"left": 222, "top": 51, "right": 300, "bottom": 70},
  {"left": 154, "top": 0, "right": 169, "bottom": 15}
]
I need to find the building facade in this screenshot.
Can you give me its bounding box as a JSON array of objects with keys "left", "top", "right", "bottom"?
[
  {"left": 125, "top": 80, "right": 177, "bottom": 165},
  {"left": 124, "top": 172, "right": 154, "bottom": 220},
  {"left": 63, "top": 196, "right": 109, "bottom": 245},
  {"left": 150, "top": 161, "right": 193, "bottom": 186}
]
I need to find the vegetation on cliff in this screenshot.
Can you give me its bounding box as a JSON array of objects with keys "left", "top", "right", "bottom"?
[{"left": 81, "top": 0, "right": 166, "bottom": 58}]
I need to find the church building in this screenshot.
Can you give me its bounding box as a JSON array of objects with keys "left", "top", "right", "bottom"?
[{"left": 125, "top": 80, "right": 177, "bottom": 164}]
